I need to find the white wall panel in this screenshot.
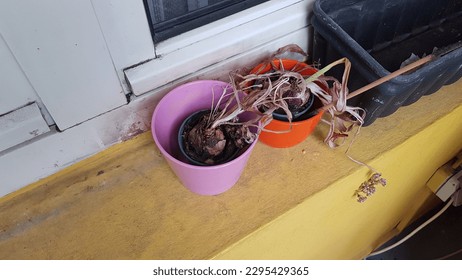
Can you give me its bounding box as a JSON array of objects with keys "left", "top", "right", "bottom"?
[
  {"left": 0, "top": 103, "right": 50, "bottom": 152},
  {"left": 0, "top": 34, "right": 39, "bottom": 115},
  {"left": 90, "top": 0, "right": 155, "bottom": 93},
  {"left": 0, "top": 0, "right": 127, "bottom": 130}
]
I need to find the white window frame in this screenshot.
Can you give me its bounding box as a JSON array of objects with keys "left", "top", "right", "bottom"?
[
  {"left": 123, "top": 0, "right": 313, "bottom": 96},
  {"left": 154, "top": 0, "right": 304, "bottom": 55}
]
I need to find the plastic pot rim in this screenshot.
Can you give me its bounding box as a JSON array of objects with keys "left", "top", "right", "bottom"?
[{"left": 151, "top": 80, "right": 259, "bottom": 171}]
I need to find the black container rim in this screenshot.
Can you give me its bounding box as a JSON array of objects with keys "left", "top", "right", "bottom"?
[{"left": 312, "top": 0, "right": 462, "bottom": 84}]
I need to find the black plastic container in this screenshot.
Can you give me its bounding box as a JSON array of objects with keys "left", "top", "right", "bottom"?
[{"left": 311, "top": 0, "right": 462, "bottom": 125}]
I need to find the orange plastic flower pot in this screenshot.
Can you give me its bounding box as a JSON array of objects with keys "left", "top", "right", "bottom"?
[
  {"left": 258, "top": 110, "right": 324, "bottom": 148},
  {"left": 250, "top": 59, "right": 324, "bottom": 148}
]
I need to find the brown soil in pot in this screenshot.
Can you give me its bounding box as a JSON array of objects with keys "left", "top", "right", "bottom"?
[{"left": 181, "top": 110, "right": 251, "bottom": 165}]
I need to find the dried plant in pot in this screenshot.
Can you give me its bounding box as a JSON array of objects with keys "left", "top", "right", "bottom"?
[
  {"left": 177, "top": 58, "right": 324, "bottom": 166},
  {"left": 178, "top": 89, "right": 260, "bottom": 166},
  {"left": 230, "top": 44, "right": 393, "bottom": 202},
  {"left": 155, "top": 44, "right": 424, "bottom": 198},
  {"left": 236, "top": 58, "right": 326, "bottom": 148},
  {"left": 154, "top": 75, "right": 311, "bottom": 195},
  {"left": 229, "top": 44, "right": 362, "bottom": 148},
  {"left": 151, "top": 80, "right": 261, "bottom": 196}
]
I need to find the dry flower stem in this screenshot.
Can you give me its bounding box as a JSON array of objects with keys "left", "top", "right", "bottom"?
[{"left": 319, "top": 55, "right": 434, "bottom": 112}]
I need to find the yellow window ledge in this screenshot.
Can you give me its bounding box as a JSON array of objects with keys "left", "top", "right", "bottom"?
[{"left": 1, "top": 80, "right": 461, "bottom": 259}]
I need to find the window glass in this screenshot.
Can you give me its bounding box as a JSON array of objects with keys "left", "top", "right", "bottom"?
[{"left": 144, "top": 0, "right": 269, "bottom": 43}]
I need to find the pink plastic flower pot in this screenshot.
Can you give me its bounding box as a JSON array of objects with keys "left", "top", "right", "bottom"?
[{"left": 151, "top": 80, "right": 258, "bottom": 195}]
